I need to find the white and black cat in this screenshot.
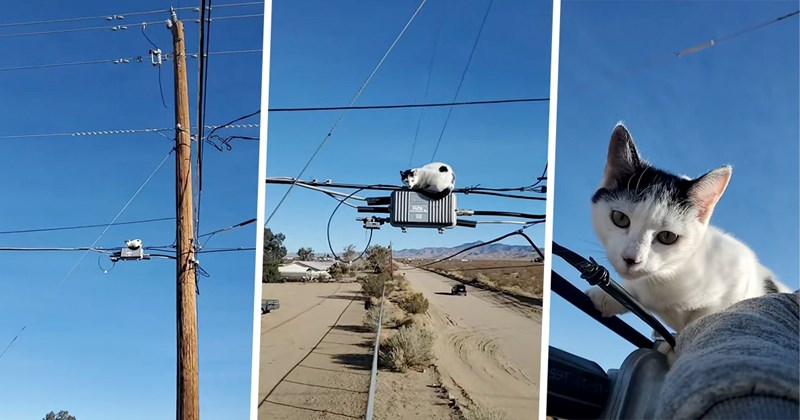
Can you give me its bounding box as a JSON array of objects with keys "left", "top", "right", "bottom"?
[
  {"left": 400, "top": 162, "right": 456, "bottom": 199},
  {"left": 587, "top": 123, "right": 790, "bottom": 335}
]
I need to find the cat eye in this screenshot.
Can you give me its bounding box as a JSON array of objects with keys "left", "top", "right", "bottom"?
[
  {"left": 610, "top": 210, "right": 630, "bottom": 228},
  {"left": 656, "top": 231, "right": 678, "bottom": 245}
]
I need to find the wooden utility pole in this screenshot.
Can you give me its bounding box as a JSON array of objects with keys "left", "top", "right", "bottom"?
[{"left": 170, "top": 11, "right": 199, "bottom": 420}]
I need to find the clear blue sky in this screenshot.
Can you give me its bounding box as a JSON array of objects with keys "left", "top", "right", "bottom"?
[
  {"left": 265, "top": 0, "right": 552, "bottom": 258},
  {"left": 550, "top": 1, "right": 799, "bottom": 371},
  {"left": 0, "top": 1, "right": 262, "bottom": 418}
]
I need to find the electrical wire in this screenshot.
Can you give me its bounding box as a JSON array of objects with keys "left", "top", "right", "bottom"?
[
  {"left": 326, "top": 188, "right": 375, "bottom": 263},
  {"left": 0, "top": 49, "right": 261, "bottom": 73},
  {"left": 430, "top": 0, "right": 494, "bottom": 161},
  {"left": 0, "top": 20, "right": 164, "bottom": 40},
  {"left": 0, "top": 147, "right": 175, "bottom": 362},
  {"left": 268, "top": 97, "right": 548, "bottom": 113},
  {"left": 0, "top": 123, "right": 255, "bottom": 140},
  {"left": 0, "top": 216, "right": 174, "bottom": 235},
  {"left": 141, "top": 23, "right": 168, "bottom": 108},
  {"left": 0, "top": 2, "right": 263, "bottom": 28},
  {"left": 265, "top": 178, "right": 546, "bottom": 201},
  {"left": 195, "top": 0, "right": 213, "bottom": 246},
  {"left": 264, "top": 0, "right": 429, "bottom": 227},
  {"left": 417, "top": 227, "right": 532, "bottom": 269},
  {"left": 408, "top": 0, "right": 446, "bottom": 167},
  {"left": 198, "top": 217, "right": 257, "bottom": 248}
]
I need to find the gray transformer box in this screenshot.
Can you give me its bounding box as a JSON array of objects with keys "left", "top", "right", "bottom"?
[
  {"left": 120, "top": 247, "right": 145, "bottom": 260},
  {"left": 389, "top": 190, "right": 457, "bottom": 229}
]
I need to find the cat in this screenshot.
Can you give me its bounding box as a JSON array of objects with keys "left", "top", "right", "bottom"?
[
  {"left": 586, "top": 123, "right": 790, "bottom": 338},
  {"left": 400, "top": 162, "right": 456, "bottom": 199}
]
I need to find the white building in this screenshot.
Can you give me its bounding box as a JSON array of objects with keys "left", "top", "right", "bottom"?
[{"left": 278, "top": 261, "right": 335, "bottom": 281}]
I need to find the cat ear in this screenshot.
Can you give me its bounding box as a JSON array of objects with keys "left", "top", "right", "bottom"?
[
  {"left": 688, "top": 165, "right": 732, "bottom": 224},
  {"left": 602, "top": 123, "right": 643, "bottom": 187}
]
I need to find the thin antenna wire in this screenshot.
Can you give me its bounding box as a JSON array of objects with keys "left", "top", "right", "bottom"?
[
  {"left": 264, "top": 0, "right": 429, "bottom": 226},
  {"left": 0, "top": 148, "right": 175, "bottom": 362},
  {"left": 430, "top": 0, "right": 494, "bottom": 162},
  {"left": 409, "top": 0, "right": 446, "bottom": 167}
]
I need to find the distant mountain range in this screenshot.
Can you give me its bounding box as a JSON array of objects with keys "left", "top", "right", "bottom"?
[{"left": 393, "top": 241, "right": 537, "bottom": 260}]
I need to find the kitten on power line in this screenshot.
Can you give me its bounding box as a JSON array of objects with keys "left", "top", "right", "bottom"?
[{"left": 400, "top": 162, "right": 456, "bottom": 200}]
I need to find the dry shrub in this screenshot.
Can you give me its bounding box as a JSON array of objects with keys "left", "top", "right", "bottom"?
[
  {"left": 398, "top": 292, "right": 429, "bottom": 314},
  {"left": 462, "top": 404, "right": 510, "bottom": 420},
  {"left": 396, "top": 276, "right": 410, "bottom": 291},
  {"left": 362, "top": 299, "right": 395, "bottom": 332},
  {"left": 358, "top": 273, "right": 395, "bottom": 299},
  {"left": 379, "top": 324, "right": 435, "bottom": 372},
  {"left": 395, "top": 314, "right": 429, "bottom": 329}
]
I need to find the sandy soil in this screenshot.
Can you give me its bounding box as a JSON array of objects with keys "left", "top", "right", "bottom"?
[
  {"left": 258, "top": 282, "right": 373, "bottom": 419},
  {"left": 374, "top": 367, "right": 455, "bottom": 420},
  {"left": 400, "top": 265, "right": 542, "bottom": 419}
]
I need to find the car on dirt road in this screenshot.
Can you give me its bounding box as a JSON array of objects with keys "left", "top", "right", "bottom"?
[
  {"left": 261, "top": 299, "right": 280, "bottom": 314},
  {"left": 451, "top": 284, "right": 467, "bottom": 296}
]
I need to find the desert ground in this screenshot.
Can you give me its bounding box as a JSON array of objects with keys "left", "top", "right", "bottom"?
[{"left": 258, "top": 265, "right": 542, "bottom": 419}]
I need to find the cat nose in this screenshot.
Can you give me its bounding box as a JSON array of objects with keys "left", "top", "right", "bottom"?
[{"left": 622, "top": 257, "right": 641, "bottom": 267}]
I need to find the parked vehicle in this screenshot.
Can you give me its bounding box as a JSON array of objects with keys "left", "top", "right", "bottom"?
[
  {"left": 451, "top": 284, "right": 467, "bottom": 296},
  {"left": 261, "top": 299, "right": 280, "bottom": 314}
]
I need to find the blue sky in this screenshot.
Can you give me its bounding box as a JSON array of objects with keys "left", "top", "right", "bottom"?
[
  {"left": 265, "top": 0, "right": 552, "bottom": 258},
  {"left": 0, "top": 1, "right": 262, "bottom": 418},
  {"left": 550, "top": 1, "right": 799, "bottom": 371}
]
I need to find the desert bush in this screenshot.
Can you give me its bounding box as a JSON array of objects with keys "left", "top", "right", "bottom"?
[
  {"left": 398, "top": 292, "right": 429, "bottom": 314},
  {"left": 396, "top": 276, "right": 410, "bottom": 291},
  {"left": 379, "top": 324, "right": 435, "bottom": 372},
  {"left": 363, "top": 299, "right": 401, "bottom": 332},
  {"left": 462, "top": 404, "right": 510, "bottom": 420},
  {"left": 358, "top": 272, "right": 396, "bottom": 299},
  {"left": 474, "top": 273, "right": 491, "bottom": 283}
]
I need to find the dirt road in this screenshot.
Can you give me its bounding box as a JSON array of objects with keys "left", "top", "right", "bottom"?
[
  {"left": 401, "top": 266, "right": 542, "bottom": 419},
  {"left": 258, "top": 282, "right": 372, "bottom": 419}
]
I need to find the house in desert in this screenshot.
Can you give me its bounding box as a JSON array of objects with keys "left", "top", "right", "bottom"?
[{"left": 278, "top": 260, "right": 335, "bottom": 281}]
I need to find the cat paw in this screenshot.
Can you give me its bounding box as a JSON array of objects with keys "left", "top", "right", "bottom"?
[
  {"left": 656, "top": 340, "right": 678, "bottom": 367},
  {"left": 586, "top": 286, "right": 628, "bottom": 317}
]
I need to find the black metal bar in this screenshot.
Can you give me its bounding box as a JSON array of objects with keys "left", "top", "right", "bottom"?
[
  {"left": 551, "top": 271, "right": 654, "bottom": 349},
  {"left": 551, "top": 241, "right": 675, "bottom": 347}
]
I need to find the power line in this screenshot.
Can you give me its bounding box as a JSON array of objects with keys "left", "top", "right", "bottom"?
[
  {"left": 195, "top": 0, "right": 213, "bottom": 245},
  {"left": 0, "top": 147, "right": 175, "bottom": 362},
  {"left": 675, "top": 10, "right": 798, "bottom": 58},
  {"left": 408, "top": 0, "right": 447, "bottom": 167},
  {"left": 0, "top": 20, "right": 163, "bottom": 40},
  {"left": 430, "top": 0, "right": 494, "bottom": 162},
  {"left": 0, "top": 2, "right": 263, "bottom": 29},
  {"left": 0, "top": 123, "right": 256, "bottom": 141},
  {"left": 265, "top": 178, "right": 546, "bottom": 201},
  {"left": 0, "top": 49, "right": 261, "bottom": 73},
  {"left": 0, "top": 217, "right": 174, "bottom": 235},
  {"left": 417, "top": 226, "right": 534, "bottom": 269},
  {"left": 264, "top": 0, "right": 429, "bottom": 227},
  {"left": 268, "top": 97, "right": 548, "bottom": 113}
]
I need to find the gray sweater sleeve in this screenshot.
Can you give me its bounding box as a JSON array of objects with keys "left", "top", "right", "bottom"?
[{"left": 655, "top": 291, "right": 800, "bottom": 419}]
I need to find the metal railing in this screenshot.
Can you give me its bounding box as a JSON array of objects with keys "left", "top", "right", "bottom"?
[{"left": 364, "top": 284, "right": 386, "bottom": 420}]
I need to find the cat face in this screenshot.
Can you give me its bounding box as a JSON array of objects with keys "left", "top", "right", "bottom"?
[
  {"left": 591, "top": 124, "right": 732, "bottom": 279},
  {"left": 400, "top": 169, "right": 418, "bottom": 188}
]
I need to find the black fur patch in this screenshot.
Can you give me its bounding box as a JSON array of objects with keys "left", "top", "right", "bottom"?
[
  {"left": 439, "top": 165, "right": 448, "bottom": 173},
  {"left": 591, "top": 164, "right": 696, "bottom": 212},
  {"left": 764, "top": 277, "right": 780, "bottom": 294}
]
